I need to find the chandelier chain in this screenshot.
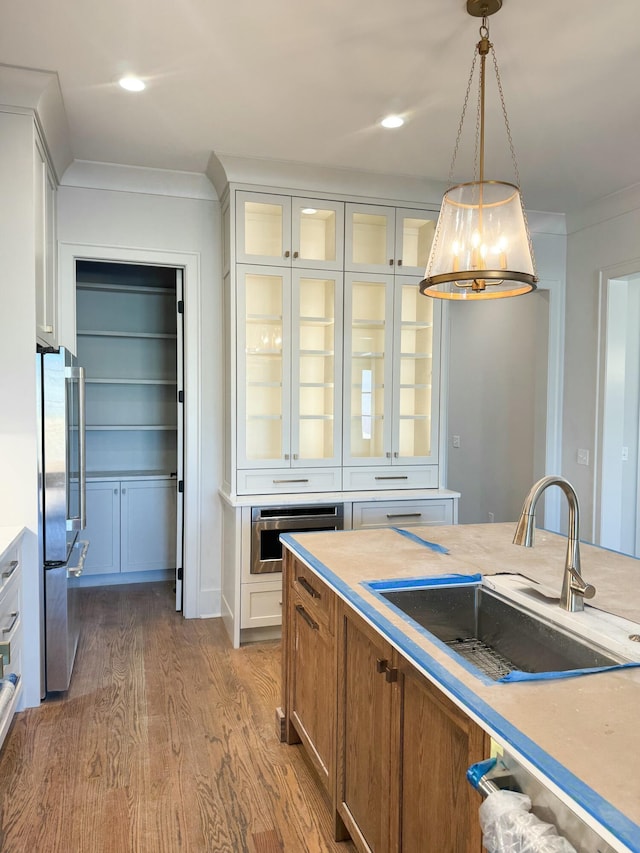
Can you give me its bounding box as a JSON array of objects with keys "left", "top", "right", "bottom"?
[{"left": 447, "top": 50, "right": 478, "bottom": 185}]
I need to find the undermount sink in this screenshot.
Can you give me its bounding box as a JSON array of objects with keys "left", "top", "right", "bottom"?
[{"left": 374, "top": 578, "right": 637, "bottom": 682}]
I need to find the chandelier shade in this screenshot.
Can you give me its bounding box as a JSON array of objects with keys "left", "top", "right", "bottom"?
[
  {"left": 420, "top": 1, "right": 537, "bottom": 301},
  {"left": 420, "top": 179, "right": 536, "bottom": 300}
]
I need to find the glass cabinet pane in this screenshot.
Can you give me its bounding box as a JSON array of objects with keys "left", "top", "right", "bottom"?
[
  {"left": 398, "top": 214, "right": 436, "bottom": 270},
  {"left": 351, "top": 213, "right": 389, "bottom": 266},
  {"left": 243, "top": 200, "right": 285, "bottom": 259},
  {"left": 297, "top": 277, "right": 337, "bottom": 460},
  {"left": 349, "top": 281, "right": 388, "bottom": 458},
  {"left": 298, "top": 207, "right": 337, "bottom": 263},
  {"left": 397, "top": 283, "right": 434, "bottom": 458},
  {"left": 244, "top": 273, "right": 284, "bottom": 460}
]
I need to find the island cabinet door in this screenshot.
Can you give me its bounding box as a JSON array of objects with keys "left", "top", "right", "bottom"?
[
  {"left": 289, "top": 585, "right": 335, "bottom": 795},
  {"left": 395, "top": 657, "right": 488, "bottom": 853},
  {"left": 336, "top": 603, "right": 398, "bottom": 853}
]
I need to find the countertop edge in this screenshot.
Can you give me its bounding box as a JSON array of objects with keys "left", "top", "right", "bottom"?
[{"left": 218, "top": 486, "right": 461, "bottom": 507}]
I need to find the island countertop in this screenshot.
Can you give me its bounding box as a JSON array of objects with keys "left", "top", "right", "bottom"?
[{"left": 281, "top": 522, "right": 640, "bottom": 853}]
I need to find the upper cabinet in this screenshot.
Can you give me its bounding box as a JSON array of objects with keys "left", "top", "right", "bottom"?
[
  {"left": 34, "top": 134, "right": 58, "bottom": 349},
  {"left": 224, "top": 187, "right": 442, "bottom": 496},
  {"left": 236, "top": 192, "right": 344, "bottom": 271},
  {"left": 345, "top": 203, "right": 436, "bottom": 277}
]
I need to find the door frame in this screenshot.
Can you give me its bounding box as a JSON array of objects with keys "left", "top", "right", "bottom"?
[{"left": 59, "top": 241, "right": 201, "bottom": 619}]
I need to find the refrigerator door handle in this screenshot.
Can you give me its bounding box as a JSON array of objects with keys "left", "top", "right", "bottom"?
[{"left": 77, "top": 366, "right": 86, "bottom": 530}]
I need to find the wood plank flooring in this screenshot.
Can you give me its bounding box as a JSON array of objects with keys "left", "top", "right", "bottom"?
[{"left": 0, "top": 583, "right": 356, "bottom": 852}]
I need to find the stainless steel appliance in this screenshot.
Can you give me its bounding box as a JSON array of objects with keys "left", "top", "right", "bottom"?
[
  {"left": 251, "top": 504, "right": 344, "bottom": 574},
  {"left": 38, "top": 346, "right": 89, "bottom": 694}
]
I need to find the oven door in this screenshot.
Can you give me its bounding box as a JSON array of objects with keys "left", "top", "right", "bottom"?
[{"left": 251, "top": 515, "right": 340, "bottom": 574}]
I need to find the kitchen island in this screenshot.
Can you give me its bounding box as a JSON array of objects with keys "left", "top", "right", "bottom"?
[{"left": 279, "top": 522, "right": 640, "bottom": 853}]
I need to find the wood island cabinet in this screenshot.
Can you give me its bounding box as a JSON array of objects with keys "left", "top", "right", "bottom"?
[{"left": 280, "top": 553, "right": 489, "bottom": 853}]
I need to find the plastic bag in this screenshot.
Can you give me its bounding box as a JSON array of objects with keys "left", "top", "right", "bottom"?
[{"left": 479, "top": 790, "right": 577, "bottom": 853}]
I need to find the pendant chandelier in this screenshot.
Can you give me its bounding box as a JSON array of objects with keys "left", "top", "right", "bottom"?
[{"left": 420, "top": 0, "right": 537, "bottom": 301}]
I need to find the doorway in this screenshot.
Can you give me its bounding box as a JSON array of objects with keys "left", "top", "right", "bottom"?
[
  {"left": 73, "top": 260, "right": 185, "bottom": 608},
  {"left": 596, "top": 266, "right": 640, "bottom": 555}
]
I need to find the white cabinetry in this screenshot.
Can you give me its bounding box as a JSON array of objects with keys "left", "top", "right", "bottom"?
[
  {"left": 83, "top": 477, "right": 177, "bottom": 577},
  {"left": 343, "top": 274, "right": 441, "bottom": 489},
  {"left": 0, "top": 529, "right": 23, "bottom": 749},
  {"left": 345, "top": 203, "right": 436, "bottom": 277},
  {"left": 351, "top": 497, "right": 457, "bottom": 529},
  {"left": 34, "top": 134, "right": 58, "bottom": 349},
  {"left": 236, "top": 192, "right": 344, "bottom": 270},
  {"left": 236, "top": 263, "right": 343, "bottom": 494}
]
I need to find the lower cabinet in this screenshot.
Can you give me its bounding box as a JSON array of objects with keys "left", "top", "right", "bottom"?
[
  {"left": 83, "top": 477, "right": 176, "bottom": 576},
  {"left": 281, "top": 561, "right": 489, "bottom": 853},
  {"left": 282, "top": 552, "right": 338, "bottom": 798},
  {"left": 336, "top": 603, "right": 488, "bottom": 853},
  {"left": 0, "top": 531, "right": 23, "bottom": 748}
]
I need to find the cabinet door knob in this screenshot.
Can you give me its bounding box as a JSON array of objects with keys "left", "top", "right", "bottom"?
[
  {"left": 122, "top": 488, "right": 126, "bottom": 494},
  {"left": 386, "top": 451, "right": 391, "bottom": 458},
  {"left": 114, "top": 489, "right": 118, "bottom": 495},
  {"left": 293, "top": 251, "right": 299, "bottom": 259},
  {"left": 389, "top": 259, "right": 394, "bottom": 266},
  {"left": 376, "top": 658, "right": 388, "bottom": 673},
  {"left": 397, "top": 259, "right": 403, "bottom": 266},
  {"left": 284, "top": 250, "right": 291, "bottom": 258},
  {"left": 393, "top": 451, "right": 399, "bottom": 458}
]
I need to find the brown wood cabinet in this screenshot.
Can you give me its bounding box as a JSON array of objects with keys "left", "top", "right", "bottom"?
[
  {"left": 336, "top": 602, "right": 489, "bottom": 853},
  {"left": 279, "top": 551, "right": 338, "bottom": 797}
]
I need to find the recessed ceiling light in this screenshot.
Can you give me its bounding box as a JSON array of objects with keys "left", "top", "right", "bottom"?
[
  {"left": 381, "top": 115, "right": 405, "bottom": 129},
  {"left": 119, "top": 76, "right": 146, "bottom": 92},
  {"left": 301, "top": 208, "right": 317, "bottom": 215}
]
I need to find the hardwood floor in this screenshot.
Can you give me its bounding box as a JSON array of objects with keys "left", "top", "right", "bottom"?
[{"left": 0, "top": 583, "right": 356, "bottom": 852}]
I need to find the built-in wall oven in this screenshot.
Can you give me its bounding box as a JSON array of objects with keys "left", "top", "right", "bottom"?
[{"left": 251, "top": 504, "right": 344, "bottom": 574}]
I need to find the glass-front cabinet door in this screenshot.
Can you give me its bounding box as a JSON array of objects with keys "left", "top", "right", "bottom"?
[
  {"left": 291, "top": 198, "right": 344, "bottom": 271},
  {"left": 291, "top": 271, "right": 343, "bottom": 466},
  {"left": 343, "top": 274, "right": 395, "bottom": 465},
  {"left": 394, "top": 208, "right": 437, "bottom": 278},
  {"left": 345, "top": 204, "right": 396, "bottom": 275},
  {"left": 237, "top": 265, "right": 291, "bottom": 468},
  {"left": 236, "top": 191, "right": 344, "bottom": 271},
  {"left": 236, "top": 192, "right": 292, "bottom": 266},
  {"left": 391, "top": 278, "right": 440, "bottom": 465}
]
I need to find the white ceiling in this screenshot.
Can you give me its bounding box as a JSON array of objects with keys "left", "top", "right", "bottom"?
[{"left": 1, "top": 0, "right": 639, "bottom": 213}]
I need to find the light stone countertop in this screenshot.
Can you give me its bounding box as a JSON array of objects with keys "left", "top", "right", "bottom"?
[
  {"left": 219, "top": 486, "right": 460, "bottom": 508},
  {"left": 282, "top": 522, "right": 640, "bottom": 853}
]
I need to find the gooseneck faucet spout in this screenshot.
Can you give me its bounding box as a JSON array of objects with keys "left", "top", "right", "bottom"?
[{"left": 513, "top": 475, "right": 596, "bottom": 612}]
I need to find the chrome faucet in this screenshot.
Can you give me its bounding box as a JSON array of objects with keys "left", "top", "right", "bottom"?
[{"left": 513, "top": 475, "right": 596, "bottom": 612}]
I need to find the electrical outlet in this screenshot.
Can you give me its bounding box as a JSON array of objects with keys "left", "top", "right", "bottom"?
[
  {"left": 452, "top": 435, "right": 461, "bottom": 448},
  {"left": 577, "top": 448, "right": 590, "bottom": 466},
  {"left": 488, "top": 512, "right": 495, "bottom": 523}
]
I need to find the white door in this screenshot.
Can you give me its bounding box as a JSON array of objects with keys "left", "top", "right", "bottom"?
[{"left": 175, "top": 269, "right": 185, "bottom": 610}]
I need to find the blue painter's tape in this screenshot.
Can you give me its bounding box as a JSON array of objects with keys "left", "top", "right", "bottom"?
[
  {"left": 279, "top": 533, "right": 640, "bottom": 851},
  {"left": 391, "top": 526, "right": 450, "bottom": 553},
  {"left": 467, "top": 757, "right": 497, "bottom": 790},
  {"left": 499, "top": 661, "right": 640, "bottom": 683},
  {"left": 367, "top": 573, "right": 482, "bottom": 592}
]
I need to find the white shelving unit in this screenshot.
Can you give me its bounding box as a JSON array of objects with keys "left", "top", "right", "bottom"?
[{"left": 75, "top": 262, "right": 179, "bottom": 583}]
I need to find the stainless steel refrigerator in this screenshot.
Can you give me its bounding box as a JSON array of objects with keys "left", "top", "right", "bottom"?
[{"left": 37, "top": 346, "right": 89, "bottom": 694}]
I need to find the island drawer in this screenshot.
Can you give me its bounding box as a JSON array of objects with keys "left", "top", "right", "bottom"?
[{"left": 292, "top": 562, "right": 334, "bottom": 629}]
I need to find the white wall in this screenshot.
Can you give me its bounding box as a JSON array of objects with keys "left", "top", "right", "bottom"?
[
  {"left": 57, "top": 172, "right": 222, "bottom": 618},
  {"left": 564, "top": 186, "right": 640, "bottom": 542},
  {"left": 446, "top": 226, "right": 566, "bottom": 526}
]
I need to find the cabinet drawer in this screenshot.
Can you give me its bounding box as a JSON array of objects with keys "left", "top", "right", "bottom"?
[
  {"left": 240, "top": 580, "right": 283, "bottom": 628},
  {"left": 0, "top": 546, "right": 19, "bottom": 598},
  {"left": 352, "top": 499, "right": 454, "bottom": 529},
  {"left": 342, "top": 465, "right": 438, "bottom": 491},
  {"left": 237, "top": 467, "right": 342, "bottom": 495},
  {"left": 292, "top": 563, "right": 334, "bottom": 630},
  {"left": 0, "top": 579, "right": 21, "bottom": 679}
]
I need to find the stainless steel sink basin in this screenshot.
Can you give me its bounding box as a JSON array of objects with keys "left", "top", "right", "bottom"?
[{"left": 380, "top": 584, "right": 626, "bottom": 680}]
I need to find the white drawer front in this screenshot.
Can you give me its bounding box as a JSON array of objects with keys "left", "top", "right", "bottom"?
[
  {"left": 0, "top": 578, "right": 21, "bottom": 679},
  {"left": 241, "top": 580, "right": 284, "bottom": 628},
  {"left": 343, "top": 466, "right": 438, "bottom": 491},
  {"left": 352, "top": 499, "right": 454, "bottom": 530},
  {"left": 237, "top": 468, "right": 342, "bottom": 495},
  {"left": 0, "top": 546, "right": 19, "bottom": 599}
]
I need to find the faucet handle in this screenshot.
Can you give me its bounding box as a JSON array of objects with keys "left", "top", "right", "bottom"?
[{"left": 568, "top": 567, "right": 596, "bottom": 599}]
